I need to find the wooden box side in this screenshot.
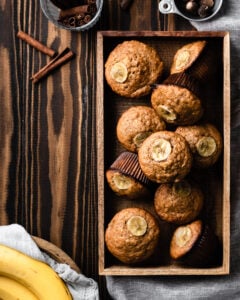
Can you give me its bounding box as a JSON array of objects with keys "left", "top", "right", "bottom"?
[
  {"left": 221, "top": 32, "right": 231, "bottom": 274},
  {"left": 96, "top": 32, "right": 105, "bottom": 275},
  {"left": 97, "top": 31, "right": 230, "bottom": 276}
]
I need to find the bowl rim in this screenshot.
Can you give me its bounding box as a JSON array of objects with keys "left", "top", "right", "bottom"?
[
  {"left": 159, "top": 0, "right": 223, "bottom": 22},
  {"left": 40, "top": 0, "right": 103, "bottom": 31},
  {"left": 32, "top": 236, "right": 81, "bottom": 273}
]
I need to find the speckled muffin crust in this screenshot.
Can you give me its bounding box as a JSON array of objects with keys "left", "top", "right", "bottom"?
[
  {"left": 106, "top": 151, "right": 152, "bottom": 199},
  {"left": 170, "top": 220, "right": 221, "bottom": 267},
  {"left": 138, "top": 131, "right": 193, "bottom": 183},
  {"left": 154, "top": 180, "right": 204, "bottom": 224},
  {"left": 170, "top": 40, "right": 207, "bottom": 74},
  {"left": 151, "top": 83, "right": 203, "bottom": 126},
  {"left": 105, "top": 207, "right": 160, "bottom": 264},
  {"left": 175, "top": 123, "right": 223, "bottom": 168},
  {"left": 170, "top": 40, "right": 216, "bottom": 83},
  {"left": 116, "top": 106, "right": 166, "bottom": 152},
  {"left": 170, "top": 220, "right": 202, "bottom": 260},
  {"left": 105, "top": 40, "right": 164, "bottom": 98},
  {"left": 106, "top": 170, "right": 151, "bottom": 199}
]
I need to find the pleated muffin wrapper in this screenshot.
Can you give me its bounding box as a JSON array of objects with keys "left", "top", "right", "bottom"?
[
  {"left": 109, "top": 151, "right": 154, "bottom": 189},
  {"left": 171, "top": 41, "right": 216, "bottom": 83},
  {"left": 180, "top": 223, "right": 222, "bottom": 268},
  {"left": 185, "top": 43, "right": 218, "bottom": 83},
  {"left": 162, "top": 72, "right": 201, "bottom": 99}
]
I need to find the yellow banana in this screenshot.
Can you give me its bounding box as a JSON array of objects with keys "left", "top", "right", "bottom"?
[
  {"left": 0, "top": 244, "right": 72, "bottom": 300},
  {"left": 0, "top": 275, "right": 38, "bottom": 300}
]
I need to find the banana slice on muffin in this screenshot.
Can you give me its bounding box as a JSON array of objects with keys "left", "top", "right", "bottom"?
[
  {"left": 175, "top": 123, "right": 223, "bottom": 168},
  {"left": 105, "top": 40, "right": 164, "bottom": 98},
  {"left": 170, "top": 40, "right": 207, "bottom": 74},
  {"left": 138, "top": 131, "right": 193, "bottom": 183},
  {"left": 105, "top": 207, "right": 160, "bottom": 264},
  {"left": 151, "top": 72, "right": 203, "bottom": 125},
  {"left": 116, "top": 106, "right": 166, "bottom": 152},
  {"left": 170, "top": 40, "right": 217, "bottom": 82},
  {"left": 170, "top": 220, "right": 222, "bottom": 267},
  {"left": 106, "top": 151, "right": 153, "bottom": 199}
]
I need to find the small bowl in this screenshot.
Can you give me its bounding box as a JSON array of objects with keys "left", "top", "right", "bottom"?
[
  {"left": 159, "top": 0, "right": 223, "bottom": 22},
  {"left": 40, "top": 0, "right": 103, "bottom": 31}
]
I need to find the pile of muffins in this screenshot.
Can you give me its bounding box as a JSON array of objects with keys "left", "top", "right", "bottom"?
[{"left": 104, "top": 40, "right": 223, "bottom": 267}]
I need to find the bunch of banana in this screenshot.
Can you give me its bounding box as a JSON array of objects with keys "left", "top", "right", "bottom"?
[
  {"left": 0, "top": 276, "right": 37, "bottom": 300},
  {"left": 0, "top": 244, "right": 72, "bottom": 300}
]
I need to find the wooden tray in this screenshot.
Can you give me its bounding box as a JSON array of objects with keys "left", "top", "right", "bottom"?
[{"left": 97, "top": 31, "right": 230, "bottom": 275}]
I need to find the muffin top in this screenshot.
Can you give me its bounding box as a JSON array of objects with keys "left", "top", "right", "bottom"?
[
  {"left": 106, "top": 151, "right": 152, "bottom": 199},
  {"left": 106, "top": 170, "right": 151, "bottom": 200},
  {"left": 151, "top": 84, "right": 203, "bottom": 126},
  {"left": 170, "top": 40, "right": 206, "bottom": 74},
  {"left": 105, "top": 40, "right": 164, "bottom": 98},
  {"left": 170, "top": 219, "right": 202, "bottom": 260},
  {"left": 105, "top": 207, "right": 160, "bottom": 264},
  {"left": 154, "top": 180, "right": 204, "bottom": 224},
  {"left": 138, "top": 131, "right": 193, "bottom": 183},
  {"left": 175, "top": 123, "right": 223, "bottom": 168},
  {"left": 117, "top": 106, "right": 166, "bottom": 152}
]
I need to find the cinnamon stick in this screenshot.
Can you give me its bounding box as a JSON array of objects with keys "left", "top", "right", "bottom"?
[
  {"left": 31, "top": 48, "right": 75, "bottom": 83},
  {"left": 59, "top": 5, "right": 91, "bottom": 20},
  {"left": 17, "top": 30, "right": 57, "bottom": 57}
]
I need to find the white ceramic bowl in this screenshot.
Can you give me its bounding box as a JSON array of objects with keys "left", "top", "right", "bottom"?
[{"left": 40, "top": 0, "right": 103, "bottom": 31}]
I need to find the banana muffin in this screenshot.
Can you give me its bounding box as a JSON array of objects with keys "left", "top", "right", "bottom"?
[
  {"left": 105, "top": 207, "right": 160, "bottom": 264},
  {"left": 106, "top": 151, "right": 153, "bottom": 199},
  {"left": 116, "top": 106, "right": 166, "bottom": 152},
  {"left": 151, "top": 72, "right": 203, "bottom": 125},
  {"left": 175, "top": 123, "right": 223, "bottom": 168},
  {"left": 105, "top": 40, "right": 164, "bottom": 98},
  {"left": 154, "top": 180, "right": 204, "bottom": 225},
  {"left": 170, "top": 40, "right": 207, "bottom": 75},
  {"left": 170, "top": 40, "right": 216, "bottom": 82},
  {"left": 170, "top": 220, "right": 222, "bottom": 267},
  {"left": 138, "top": 131, "right": 193, "bottom": 183}
]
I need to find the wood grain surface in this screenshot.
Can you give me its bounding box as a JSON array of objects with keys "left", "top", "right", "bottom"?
[{"left": 0, "top": 1, "right": 194, "bottom": 299}]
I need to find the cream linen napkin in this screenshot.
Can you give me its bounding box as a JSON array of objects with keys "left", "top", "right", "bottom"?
[
  {"left": 0, "top": 223, "right": 99, "bottom": 300},
  {"left": 106, "top": 1, "right": 240, "bottom": 299}
]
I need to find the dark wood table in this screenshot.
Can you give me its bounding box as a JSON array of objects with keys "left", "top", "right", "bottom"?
[{"left": 0, "top": 1, "right": 193, "bottom": 298}]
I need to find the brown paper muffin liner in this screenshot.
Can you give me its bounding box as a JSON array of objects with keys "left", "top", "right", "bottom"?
[
  {"left": 109, "top": 151, "right": 152, "bottom": 187},
  {"left": 185, "top": 44, "right": 217, "bottom": 83},
  {"left": 182, "top": 224, "right": 222, "bottom": 267},
  {"left": 163, "top": 72, "right": 201, "bottom": 98}
]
